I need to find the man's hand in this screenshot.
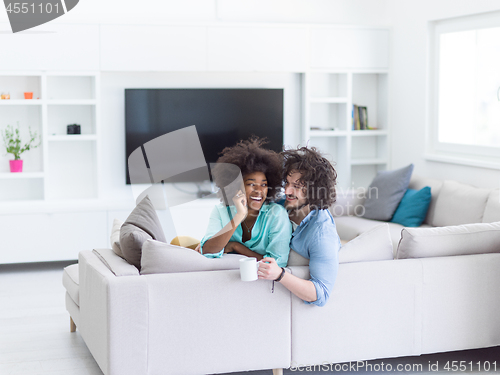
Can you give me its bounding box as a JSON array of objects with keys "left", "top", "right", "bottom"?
[{"left": 257, "top": 257, "right": 283, "bottom": 280}]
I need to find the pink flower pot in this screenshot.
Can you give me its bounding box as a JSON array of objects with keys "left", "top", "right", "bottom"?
[{"left": 9, "top": 160, "right": 23, "bottom": 173}]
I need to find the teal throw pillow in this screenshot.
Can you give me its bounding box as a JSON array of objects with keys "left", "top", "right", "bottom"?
[{"left": 390, "top": 187, "right": 431, "bottom": 227}]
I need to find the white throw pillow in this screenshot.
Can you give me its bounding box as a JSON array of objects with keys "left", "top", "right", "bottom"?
[
  {"left": 432, "top": 180, "right": 490, "bottom": 227},
  {"left": 338, "top": 223, "right": 394, "bottom": 263},
  {"left": 140, "top": 239, "right": 246, "bottom": 275},
  {"left": 396, "top": 221, "right": 500, "bottom": 259},
  {"left": 287, "top": 223, "right": 393, "bottom": 266},
  {"left": 110, "top": 218, "right": 124, "bottom": 258}
]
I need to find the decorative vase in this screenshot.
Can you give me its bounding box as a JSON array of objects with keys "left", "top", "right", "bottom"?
[{"left": 9, "top": 160, "right": 23, "bottom": 173}]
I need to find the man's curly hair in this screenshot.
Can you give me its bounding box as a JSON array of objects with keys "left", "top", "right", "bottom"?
[
  {"left": 281, "top": 146, "right": 337, "bottom": 210},
  {"left": 211, "top": 137, "right": 282, "bottom": 202}
]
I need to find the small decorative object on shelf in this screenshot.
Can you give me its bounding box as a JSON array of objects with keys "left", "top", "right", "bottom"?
[
  {"left": 1, "top": 122, "right": 41, "bottom": 173},
  {"left": 67, "top": 124, "right": 81, "bottom": 134},
  {"left": 24, "top": 92, "right": 33, "bottom": 99},
  {"left": 1, "top": 92, "right": 10, "bottom": 100},
  {"left": 311, "top": 127, "right": 336, "bottom": 131}
]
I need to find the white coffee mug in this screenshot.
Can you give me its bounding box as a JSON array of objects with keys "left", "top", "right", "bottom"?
[{"left": 239, "top": 258, "right": 260, "bottom": 281}]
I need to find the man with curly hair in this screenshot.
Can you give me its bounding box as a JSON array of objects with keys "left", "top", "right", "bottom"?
[{"left": 258, "top": 146, "right": 341, "bottom": 307}]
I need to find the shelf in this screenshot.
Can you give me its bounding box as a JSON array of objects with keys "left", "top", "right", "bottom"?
[
  {"left": 351, "top": 130, "right": 388, "bottom": 136},
  {"left": 305, "top": 70, "right": 389, "bottom": 189},
  {"left": 309, "top": 97, "right": 348, "bottom": 103},
  {"left": 0, "top": 72, "right": 99, "bottom": 204},
  {"left": 0, "top": 100, "right": 42, "bottom": 105},
  {"left": 48, "top": 135, "right": 97, "bottom": 141},
  {"left": 0, "top": 172, "right": 44, "bottom": 179},
  {"left": 350, "top": 158, "right": 387, "bottom": 165},
  {"left": 309, "top": 130, "right": 347, "bottom": 137},
  {"left": 0, "top": 100, "right": 97, "bottom": 105},
  {"left": 47, "top": 100, "right": 97, "bottom": 105}
]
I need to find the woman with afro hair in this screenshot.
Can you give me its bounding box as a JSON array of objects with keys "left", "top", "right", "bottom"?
[{"left": 199, "top": 137, "right": 292, "bottom": 267}]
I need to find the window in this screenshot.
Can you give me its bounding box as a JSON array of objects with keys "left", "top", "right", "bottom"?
[{"left": 428, "top": 12, "right": 500, "bottom": 168}]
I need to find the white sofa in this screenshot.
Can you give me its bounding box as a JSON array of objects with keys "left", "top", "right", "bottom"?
[
  {"left": 333, "top": 175, "right": 500, "bottom": 254},
  {"left": 62, "top": 175, "right": 500, "bottom": 375}
]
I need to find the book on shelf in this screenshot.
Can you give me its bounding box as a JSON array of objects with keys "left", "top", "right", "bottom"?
[{"left": 352, "top": 105, "right": 375, "bottom": 130}]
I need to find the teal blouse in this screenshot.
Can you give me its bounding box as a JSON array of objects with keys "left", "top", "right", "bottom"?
[{"left": 200, "top": 202, "right": 292, "bottom": 267}]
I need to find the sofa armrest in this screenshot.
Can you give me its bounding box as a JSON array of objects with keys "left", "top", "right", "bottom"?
[{"left": 79, "top": 250, "right": 148, "bottom": 375}]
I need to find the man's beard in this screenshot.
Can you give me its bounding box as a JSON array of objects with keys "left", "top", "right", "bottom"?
[{"left": 285, "top": 200, "right": 309, "bottom": 214}]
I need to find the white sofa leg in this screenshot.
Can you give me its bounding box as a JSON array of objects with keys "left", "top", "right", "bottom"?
[
  {"left": 272, "top": 369, "right": 283, "bottom": 375},
  {"left": 70, "top": 317, "right": 76, "bottom": 332}
]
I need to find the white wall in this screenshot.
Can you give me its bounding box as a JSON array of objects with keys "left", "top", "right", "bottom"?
[
  {"left": 100, "top": 72, "right": 301, "bottom": 202},
  {"left": 388, "top": 0, "right": 500, "bottom": 188},
  {"left": 39, "top": 0, "right": 391, "bottom": 26}
]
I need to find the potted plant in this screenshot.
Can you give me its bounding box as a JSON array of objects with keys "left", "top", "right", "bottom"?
[{"left": 1, "top": 123, "right": 41, "bottom": 173}]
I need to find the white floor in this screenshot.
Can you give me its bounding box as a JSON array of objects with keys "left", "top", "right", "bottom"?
[{"left": 1, "top": 262, "right": 499, "bottom": 375}]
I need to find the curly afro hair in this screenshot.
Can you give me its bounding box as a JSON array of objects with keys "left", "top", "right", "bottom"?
[
  {"left": 281, "top": 146, "right": 337, "bottom": 210},
  {"left": 211, "top": 137, "right": 282, "bottom": 202}
]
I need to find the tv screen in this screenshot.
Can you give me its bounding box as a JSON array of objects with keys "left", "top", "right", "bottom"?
[{"left": 125, "top": 88, "right": 284, "bottom": 184}]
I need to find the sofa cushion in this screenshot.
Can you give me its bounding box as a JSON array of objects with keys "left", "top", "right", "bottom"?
[
  {"left": 390, "top": 187, "right": 431, "bottom": 227},
  {"left": 288, "top": 224, "right": 393, "bottom": 266},
  {"left": 483, "top": 189, "right": 500, "bottom": 223},
  {"left": 110, "top": 218, "right": 124, "bottom": 258},
  {"left": 339, "top": 224, "right": 393, "bottom": 263},
  {"left": 408, "top": 175, "right": 443, "bottom": 225},
  {"left": 335, "top": 215, "right": 433, "bottom": 257},
  {"left": 120, "top": 196, "right": 167, "bottom": 269},
  {"left": 62, "top": 264, "right": 79, "bottom": 306},
  {"left": 362, "top": 164, "right": 414, "bottom": 221},
  {"left": 93, "top": 249, "right": 140, "bottom": 276},
  {"left": 432, "top": 180, "right": 490, "bottom": 227},
  {"left": 120, "top": 225, "right": 153, "bottom": 269},
  {"left": 396, "top": 222, "right": 500, "bottom": 259},
  {"left": 140, "top": 239, "right": 246, "bottom": 275},
  {"left": 287, "top": 249, "right": 309, "bottom": 266}
]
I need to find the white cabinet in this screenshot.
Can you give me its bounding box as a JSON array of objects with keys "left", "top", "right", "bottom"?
[
  {"left": 207, "top": 26, "right": 308, "bottom": 72},
  {"left": 0, "top": 211, "right": 108, "bottom": 263},
  {"left": 303, "top": 71, "right": 389, "bottom": 189},
  {"left": 310, "top": 28, "right": 389, "bottom": 69},
  {"left": 100, "top": 25, "right": 207, "bottom": 71},
  {"left": 0, "top": 24, "right": 100, "bottom": 71},
  {"left": 0, "top": 73, "right": 100, "bottom": 202}
]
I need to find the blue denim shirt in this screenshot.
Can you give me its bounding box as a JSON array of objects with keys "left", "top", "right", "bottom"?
[{"left": 290, "top": 209, "right": 341, "bottom": 307}]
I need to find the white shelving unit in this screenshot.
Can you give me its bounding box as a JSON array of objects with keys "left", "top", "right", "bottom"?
[
  {"left": 0, "top": 72, "right": 100, "bottom": 202},
  {"left": 303, "top": 70, "right": 389, "bottom": 190}
]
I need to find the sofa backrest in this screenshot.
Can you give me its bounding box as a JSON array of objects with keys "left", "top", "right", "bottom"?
[
  {"left": 432, "top": 180, "right": 490, "bottom": 227},
  {"left": 92, "top": 248, "right": 139, "bottom": 276},
  {"left": 408, "top": 175, "right": 443, "bottom": 225}
]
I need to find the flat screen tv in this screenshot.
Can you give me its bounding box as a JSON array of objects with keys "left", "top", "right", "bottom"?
[{"left": 125, "top": 88, "right": 284, "bottom": 184}]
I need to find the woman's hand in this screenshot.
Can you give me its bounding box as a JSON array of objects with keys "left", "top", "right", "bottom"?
[
  {"left": 257, "top": 257, "right": 283, "bottom": 280},
  {"left": 232, "top": 190, "right": 248, "bottom": 219}
]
